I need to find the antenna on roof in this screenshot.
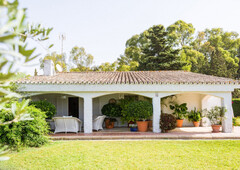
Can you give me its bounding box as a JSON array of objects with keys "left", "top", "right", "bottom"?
[{"left": 59, "top": 33, "right": 66, "bottom": 55}]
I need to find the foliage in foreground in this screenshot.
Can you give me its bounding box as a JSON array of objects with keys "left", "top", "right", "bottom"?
[
  {"left": 1, "top": 140, "right": 240, "bottom": 169},
  {"left": 0, "top": 0, "right": 52, "bottom": 160},
  {"left": 0, "top": 101, "right": 49, "bottom": 149}
]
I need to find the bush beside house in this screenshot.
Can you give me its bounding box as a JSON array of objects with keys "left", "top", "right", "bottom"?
[
  {"left": 29, "top": 100, "right": 56, "bottom": 119},
  {"left": 232, "top": 99, "right": 240, "bottom": 117},
  {"left": 0, "top": 102, "right": 49, "bottom": 149}
]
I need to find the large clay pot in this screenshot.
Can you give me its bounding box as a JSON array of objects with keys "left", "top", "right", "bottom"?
[
  {"left": 211, "top": 125, "right": 221, "bottom": 133},
  {"left": 137, "top": 121, "right": 148, "bottom": 132},
  {"left": 176, "top": 119, "right": 184, "bottom": 127},
  {"left": 193, "top": 121, "right": 200, "bottom": 127},
  {"left": 105, "top": 119, "right": 114, "bottom": 129},
  {"left": 148, "top": 120, "right": 153, "bottom": 128},
  {"left": 148, "top": 120, "right": 153, "bottom": 131}
]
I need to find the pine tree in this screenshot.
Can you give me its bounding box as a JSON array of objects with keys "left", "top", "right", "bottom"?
[
  {"left": 34, "top": 68, "right": 38, "bottom": 76},
  {"left": 138, "top": 25, "right": 186, "bottom": 71}
]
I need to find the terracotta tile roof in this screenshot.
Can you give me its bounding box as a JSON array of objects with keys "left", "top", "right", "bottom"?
[{"left": 17, "top": 71, "right": 239, "bottom": 85}]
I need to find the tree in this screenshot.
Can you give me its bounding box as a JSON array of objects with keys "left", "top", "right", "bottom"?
[
  {"left": 116, "top": 54, "right": 139, "bottom": 71},
  {"left": 93, "top": 62, "right": 118, "bottom": 71},
  {"left": 69, "top": 46, "right": 94, "bottom": 72},
  {"left": 138, "top": 25, "right": 186, "bottom": 70},
  {"left": 34, "top": 68, "right": 38, "bottom": 76},
  {"left": 167, "top": 20, "right": 195, "bottom": 47},
  {"left": 121, "top": 25, "right": 186, "bottom": 71},
  {"left": 40, "top": 52, "right": 67, "bottom": 72},
  {"left": 0, "top": 0, "right": 52, "bottom": 159},
  {"left": 180, "top": 46, "right": 208, "bottom": 73},
  {"left": 117, "top": 61, "right": 139, "bottom": 71},
  {"left": 191, "top": 28, "right": 239, "bottom": 78}
]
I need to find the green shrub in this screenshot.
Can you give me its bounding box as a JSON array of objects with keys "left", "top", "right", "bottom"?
[
  {"left": 233, "top": 117, "right": 240, "bottom": 126},
  {"left": 160, "top": 113, "right": 176, "bottom": 132},
  {"left": 232, "top": 99, "right": 240, "bottom": 117},
  {"left": 121, "top": 100, "right": 153, "bottom": 122},
  {"left": 119, "top": 98, "right": 135, "bottom": 110},
  {"left": 0, "top": 102, "right": 49, "bottom": 150},
  {"left": 170, "top": 103, "right": 188, "bottom": 120},
  {"left": 101, "top": 103, "right": 122, "bottom": 117},
  {"left": 187, "top": 108, "right": 202, "bottom": 122},
  {"left": 205, "top": 106, "right": 226, "bottom": 125},
  {"left": 29, "top": 100, "right": 56, "bottom": 119}
]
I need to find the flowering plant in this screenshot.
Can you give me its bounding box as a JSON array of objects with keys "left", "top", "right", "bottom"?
[{"left": 129, "top": 124, "right": 137, "bottom": 128}]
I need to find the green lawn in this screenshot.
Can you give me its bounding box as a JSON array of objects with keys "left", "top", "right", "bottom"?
[{"left": 1, "top": 140, "right": 240, "bottom": 169}]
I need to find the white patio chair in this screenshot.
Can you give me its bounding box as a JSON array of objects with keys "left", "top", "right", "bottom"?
[
  {"left": 53, "top": 117, "right": 82, "bottom": 134},
  {"left": 93, "top": 115, "right": 106, "bottom": 131}
]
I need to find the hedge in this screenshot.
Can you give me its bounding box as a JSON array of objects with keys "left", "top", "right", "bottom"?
[{"left": 232, "top": 99, "right": 240, "bottom": 117}]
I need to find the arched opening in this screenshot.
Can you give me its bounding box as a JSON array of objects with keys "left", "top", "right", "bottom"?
[
  {"left": 29, "top": 93, "right": 84, "bottom": 120},
  {"left": 161, "top": 92, "right": 222, "bottom": 128},
  {"left": 93, "top": 93, "right": 152, "bottom": 130}
]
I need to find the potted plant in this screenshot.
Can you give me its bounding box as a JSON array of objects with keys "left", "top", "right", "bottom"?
[
  {"left": 147, "top": 117, "right": 153, "bottom": 131},
  {"left": 187, "top": 108, "right": 202, "bottom": 127},
  {"left": 101, "top": 103, "right": 122, "bottom": 129},
  {"left": 122, "top": 100, "right": 153, "bottom": 132},
  {"left": 104, "top": 118, "right": 117, "bottom": 129},
  {"left": 170, "top": 103, "right": 188, "bottom": 127},
  {"left": 205, "top": 106, "right": 226, "bottom": 133},
  {"left": 129, "top": 123, "right": 138, "bottom": 132},
  {"left": 160, "top": 113, "right": 176, "bottom": 133}
]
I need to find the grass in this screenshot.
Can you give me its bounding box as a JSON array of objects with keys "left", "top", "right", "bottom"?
[{"left": 1, "top": 140, "right": 240, "bottom": 169}]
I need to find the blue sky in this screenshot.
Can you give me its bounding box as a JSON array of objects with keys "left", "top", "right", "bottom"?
[{"left": 19, "top": 0, "right": 240, "bottom": 75}]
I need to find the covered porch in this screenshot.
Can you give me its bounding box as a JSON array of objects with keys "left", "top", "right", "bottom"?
[
  {"left": 28, "top": 90, "right": 234, "bottom": 134},
  {"left": 17, "top": 69, "right": 239, "bottom": 134}
]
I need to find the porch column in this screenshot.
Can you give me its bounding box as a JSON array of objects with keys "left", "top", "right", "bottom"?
[
  {"left": 84, "top": 96, "right": 93, "bottom": 133},
  {"left": 221, "top": 93, "right": 233, "bottom": 133},
  {"left": 153, "top": 95, "right": 161, "bottom": 133}
]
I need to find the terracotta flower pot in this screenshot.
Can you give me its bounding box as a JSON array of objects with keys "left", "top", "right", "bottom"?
[
  {"left": 105, "top": 119, "right": 114, "bottom": 129},
  {"left": 147, "top": 120, "right": 153, "bottom": 131},
  {"left": 137, "top": 121, "right": 148, "bottom": 132},
  {"left": 148, "top": 120, "right": 153, "bottom": 128},
  {"left": 193, "top": 121, "right": 200, "bottom": 127},
  {"left": 176, "top": 119, "right": 184, "bottom": 127},
  {"left": 211, "top": 125, "right": 221, "bottom": 133}
]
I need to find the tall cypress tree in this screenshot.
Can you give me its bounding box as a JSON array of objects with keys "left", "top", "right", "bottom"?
[
  {"left": 208, "top": 48, "right": 227, "bottom": 77},
  {"left": 138, "top": 25, "right": 186, "bottom": 71}
]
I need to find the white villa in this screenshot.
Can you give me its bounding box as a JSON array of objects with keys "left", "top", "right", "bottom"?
[{"left": 17, "top": 60, "right": 240, "bottom": 133}]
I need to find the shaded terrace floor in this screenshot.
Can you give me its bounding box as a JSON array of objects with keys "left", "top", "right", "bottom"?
[{"left": 50, "top": 127, "right": 240, "bottom": 140}]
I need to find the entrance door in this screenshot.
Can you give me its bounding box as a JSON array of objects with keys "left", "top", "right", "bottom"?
[{"left": 68, "top": 97, "right": 79, "bottom": 118}]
